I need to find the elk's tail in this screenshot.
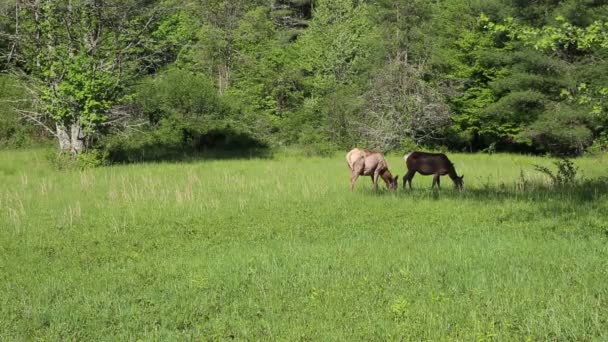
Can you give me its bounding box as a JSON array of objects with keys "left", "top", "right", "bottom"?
[{"left": 346, "top": 151, "right": 353, "bottom": 171}]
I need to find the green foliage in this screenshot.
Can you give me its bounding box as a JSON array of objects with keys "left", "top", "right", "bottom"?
[
  {"left": 14, "top": 0, "right": 169, "bottom": 153},
  {"left": 294, "top": 0, "right": 383, "bottom": 91},
  {"left": 7, "top": 0, "right": 608, "bottom": 156},
  {"left": 522, "top": 107, "right": 593, "bottom": 155},
  {"left": 135, "top": 68, "right": 225, "bottom": 123},
  {"left": 223, "top": 7, "right": 289, "bottom": 133},
  {"left": 46, "top": 149, "right": 108, "bottom": 170},
  {"left": 0, "top": 1, "right": 14, "bottom": 72},
  {"left": 75, "top": 149, "right": 109, "bottom": 169},
  {"left": 399, "top": 137, "right": 419, "bottom": 152},
  {"left": 480, "top": 14, "right": 608, "bottom": 52},
  {"left": 272, "top": 0, "right": 385, "bottom": 147},
  {"left": 586, "top": 132, "right": 608, "bottom": 155},
  {"left": 374, "top": 0, "right": 433, "bottom": 59},
  {"left": 433, "top": 5, "right": 608, "bottom": 155},
  {"left": 41, "top": 53, "right": 119, "bottom": 131}
]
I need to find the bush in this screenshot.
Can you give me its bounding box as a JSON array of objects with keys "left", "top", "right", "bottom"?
[
  {"left": 585, "top": 133, "right": 608, "bottom": 155},
  {"left": 534, "top": 157, "right": 579, "bottom": 187},
  {"left": 76, "top": 149, "right": 109, "bottom": 169},
  {"left": 46, "top": 149, "right": 108, "bottom": 170}
]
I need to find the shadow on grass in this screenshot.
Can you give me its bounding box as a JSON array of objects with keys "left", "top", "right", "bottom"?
[
  {"left": 106, "top": 127, "right": 272, "bottom": 164},
  {"left": 362, "top": 177, "right": 608, "bottom": 205},
  {"left": 460, "top": 177, "right": 608, "bottom": 204},
  {"left": 357, "top": 177, "right": 608, "bottom": 237}
]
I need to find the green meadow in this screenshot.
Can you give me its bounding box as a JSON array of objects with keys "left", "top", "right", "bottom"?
[{"left": 1, "top": 149, "right": 607, "bottom": 340}]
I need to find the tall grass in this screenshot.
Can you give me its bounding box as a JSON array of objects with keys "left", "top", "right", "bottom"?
[{"left": 1, "top": 149, "right": 607, "bottom": 340}]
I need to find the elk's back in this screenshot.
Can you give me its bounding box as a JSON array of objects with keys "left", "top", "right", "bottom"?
[{"left": 347, "top": 148, "right": 387, "bottom": 175}]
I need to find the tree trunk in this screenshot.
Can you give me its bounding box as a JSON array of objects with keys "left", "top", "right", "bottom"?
[
  {"left": 57, "top": 124, "right": 71, "bottom": 153},
  {"left": 70, "top": 122, "right": 86, "bottom": 155},
  {"left": 56, "top": 122, "right": 86, "bottom": 155},
  {"left": 218, "top": 63, "right": 229, "bottom": 95}
]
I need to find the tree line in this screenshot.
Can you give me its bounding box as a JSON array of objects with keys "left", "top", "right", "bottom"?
[{"left": 1, "top": 0, "right": 607, "bottom": 160}]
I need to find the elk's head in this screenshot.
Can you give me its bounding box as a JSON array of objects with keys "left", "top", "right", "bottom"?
[
  {"left": 389, "top": 175, "right": 399, "bottom": 191},
  {"left": 454, "top": 175, "right": 464, "bottom": 190}
]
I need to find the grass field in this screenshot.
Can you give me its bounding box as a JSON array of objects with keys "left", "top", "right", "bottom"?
[{"left": 1, "top": 149, "right": 607, "bottom": 340}]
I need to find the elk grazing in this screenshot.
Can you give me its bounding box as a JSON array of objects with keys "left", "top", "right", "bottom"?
[
  {"left": 346, "top": 148, "right": 399, "bottom": 192},
  {"left": 402, "top": 151, "right": 464, "bottom": 190}
]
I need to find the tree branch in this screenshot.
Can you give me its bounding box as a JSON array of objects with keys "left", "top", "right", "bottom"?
[{"left": 17, "top": 109, "right": 58, "bottom": 137}]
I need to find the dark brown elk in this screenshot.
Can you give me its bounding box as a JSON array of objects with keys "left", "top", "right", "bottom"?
[
  {"left": 346, "top": 148, "right": 399, "bottom": 192},
  {"left": 402, "top": 151, "right": 464, "bottom": 190}
]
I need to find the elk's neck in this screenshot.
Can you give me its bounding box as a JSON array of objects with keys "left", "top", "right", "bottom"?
[
  {"left": 381, "top": 170, "right": 394, "bottom": 186},
  {"left": 447, "top": 166, "right": 459, "bottom": 183}
]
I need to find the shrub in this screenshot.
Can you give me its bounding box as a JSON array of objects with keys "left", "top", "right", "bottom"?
[
  {"left": 534, "top": 157, "right": 579, "bottom": 187},
  {"left": 76, "top": 149, "right": 109, "bottom": 169},
  {"left": 585, "top": 133, "right": 608, "bottom": 155},
  {"left": 46, "top": 149, "right": 108, "bottom": 170}
]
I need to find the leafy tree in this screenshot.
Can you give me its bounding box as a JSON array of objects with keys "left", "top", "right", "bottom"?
[
  {"left": 280, "top": 0, "right": 384, "bottom": 146},
  {"left": 293, "top": 0, "right": 383, "bottom": 91},
  {"left": 480, "top": 13, "right": 608, "bottom": 154},
  {"left": 373, "top": 0, "right": 434, "bottom": 60},
  {"left": 183, "top": 0, "right": 267, "bottom": 94},
  {"left": 12, "top": 0, "right": 165, "bottom": 154}
]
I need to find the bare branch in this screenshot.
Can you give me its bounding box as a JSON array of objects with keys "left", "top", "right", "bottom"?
[
  {"left": 17, "top": 109, "right": 58, "bottom": 137},
  {"left": 120, "top": 11, "right": 157, "bottom": 56},
  {"left": 357, "top": 56, "right": 451, "bottom": 151}
]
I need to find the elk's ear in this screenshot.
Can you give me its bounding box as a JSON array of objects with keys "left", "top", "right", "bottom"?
[
  {"left": 461, "top": 174, "right": 464, "bottom": 179},
  {"left": 394, "top": 175, "right": 399, "bottom": 182}
]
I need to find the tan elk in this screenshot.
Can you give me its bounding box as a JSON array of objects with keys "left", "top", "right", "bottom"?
[
  {"left": 402, "top": 151, "right": 464, "bottom": 190},
  {"left": 346, "top": 148, "right": 399, "bottom": 192}
]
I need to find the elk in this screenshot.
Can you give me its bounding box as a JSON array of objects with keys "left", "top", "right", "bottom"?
[
  {"left": 346, "top": 148, "right": 399, "bottom": 192},
  {"left": 402, "top": 151, "right": 464, "bottom": 190}
]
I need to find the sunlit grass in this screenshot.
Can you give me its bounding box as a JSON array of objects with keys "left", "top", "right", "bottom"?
[{"left": 1, "top": 149, "right": 607, "bottom": 340}]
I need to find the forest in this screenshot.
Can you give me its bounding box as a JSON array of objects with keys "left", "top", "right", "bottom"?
[{"left": 1, "top": 0, "right": 608, "bottom": 160}]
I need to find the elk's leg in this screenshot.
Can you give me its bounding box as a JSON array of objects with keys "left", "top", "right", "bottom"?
[
  {"left": 373, "top": 170, "right": 381, "bottom": 192},
  {"left": 350, "top": 167, "right": 363, "bottom": 192},
  {"left": 350, "top": 172, "right": 360, "bottom": 192},
  {"left": 432, "top": 174, "right": 440, "bottom": 189},
  {"left": 409, "top": 171, "right": 416, "bottom": 190},
  {"left": 404, "top": 170, "right": 415, "bottom": 190}
]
